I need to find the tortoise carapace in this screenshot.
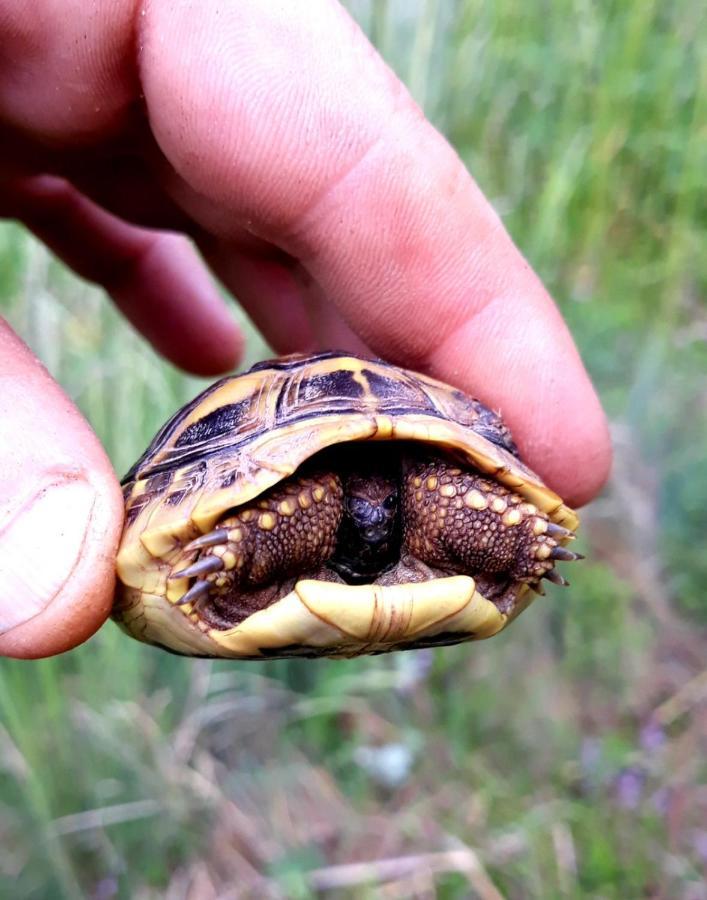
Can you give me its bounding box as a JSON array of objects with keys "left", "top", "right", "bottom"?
[{"left": 114, "top": 353, "right": 580, "bottom": 658}]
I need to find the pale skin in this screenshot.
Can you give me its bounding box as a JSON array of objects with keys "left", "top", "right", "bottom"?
[{"left": 0, "top": 1, "right": 611, "bottom": 658}]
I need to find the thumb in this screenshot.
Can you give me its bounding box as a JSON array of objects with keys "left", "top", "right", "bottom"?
[{"left": 0, "top": 321, "right": 123, "bottom": 658}]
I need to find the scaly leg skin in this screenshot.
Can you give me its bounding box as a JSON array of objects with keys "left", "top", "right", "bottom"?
[
  {"left": 171, "top": 470, "right": 344, "bottom": 622},
  {"left": 401, "top": 456, "right": 581, "bottom": 593}
]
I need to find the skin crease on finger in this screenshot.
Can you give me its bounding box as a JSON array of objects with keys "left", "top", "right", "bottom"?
[{"left": 0, "top": 2, "right": 611, "bottom": 661}]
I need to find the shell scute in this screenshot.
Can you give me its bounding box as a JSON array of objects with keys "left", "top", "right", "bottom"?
[{"left": 174, "top": 397, "right": 254, "bottom": 449}]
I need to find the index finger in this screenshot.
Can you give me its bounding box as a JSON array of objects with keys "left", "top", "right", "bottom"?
[{"left": 141, "top": 0, "right": 611, "bottom": 506}]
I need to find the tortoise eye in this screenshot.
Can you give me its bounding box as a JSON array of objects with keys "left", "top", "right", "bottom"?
[{"left": 383, "top": 493, "right": 397, "bottom": 510}]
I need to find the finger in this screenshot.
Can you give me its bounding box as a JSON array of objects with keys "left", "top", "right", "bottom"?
[
  {"left": 139, "top": 0, "right": 610, "bottom": 506},
  {"left": 200, "top": 243, "right": 315, "bottom": 354},
  {"left": 0, "top": 322, "right": 124, "bottom": 658},
  {"left": 203, "top": 242, "right": 371, "bottom": 355},
  {"left": 2, "top": 176, "right": 243, "bottom": 376},
  {"left": 0, "top": 0, "right": 611, "bottom": 505},
  {"left": 299, "top": 277, "right": 371, "bottom": 355}
]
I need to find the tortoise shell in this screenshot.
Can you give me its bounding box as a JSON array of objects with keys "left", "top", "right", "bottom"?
[{"left": 114, "top": 352, "right": 578, "bottom": 658}]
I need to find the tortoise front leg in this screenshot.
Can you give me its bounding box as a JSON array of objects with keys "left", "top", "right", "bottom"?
[
  {"left": 171, "top": 470, "right": 344, "bottom": 607},
  {"left": 401, "top": 456, "right": 580, "bottom": 585}
]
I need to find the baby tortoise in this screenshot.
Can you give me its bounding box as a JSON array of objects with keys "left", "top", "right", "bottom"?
[{"left": 114, "top": 352, "right": 581, "bottom": 658}]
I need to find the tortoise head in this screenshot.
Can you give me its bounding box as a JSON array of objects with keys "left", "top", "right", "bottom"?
[{"left": 343, "top": 472, "right": 398, "bottom": 545}]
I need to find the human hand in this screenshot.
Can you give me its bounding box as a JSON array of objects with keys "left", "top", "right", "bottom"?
[{"left": 0, "top": 0, "right": 611, "bottom": 658}]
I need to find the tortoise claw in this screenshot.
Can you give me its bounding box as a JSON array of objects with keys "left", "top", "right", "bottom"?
[
  {"left": 550, "top": 546, "right": 584, "bottom": 562},
  {"left": 175, "top": 579, "right": 212, "bottom": 606},
  {"left": 543, "top": 569, "right": 569, "bottom": 586},
  {"left": 546, "top": 522, "right": 576, "bottom": 540},
  {"left": 171, "top": 555, "right": 224, "bottom": 580},
  {"left": 529, "top": 581, "right": 546, "bottom": 596},
  {"left": 184, "top": 529, "right": 230, "bottom": 553}
]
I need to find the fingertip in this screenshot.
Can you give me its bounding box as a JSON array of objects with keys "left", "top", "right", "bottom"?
[
  {"left": 556, "top": 410, "right": 612, "bottom": 509},
  {"left": 517, "top": 386, "right": 612, "bottom": 510},
  {"left": 426, "top": 291, "right": 612, "bottom": 510}
]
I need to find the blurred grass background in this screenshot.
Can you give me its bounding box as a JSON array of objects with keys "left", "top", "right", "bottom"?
[{"left": 1, "top": 0, "right": 706, "bottom": 897}]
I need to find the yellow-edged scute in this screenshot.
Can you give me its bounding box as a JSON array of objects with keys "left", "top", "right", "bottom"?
[{"left": 114, "top": 352, "right": 579, "bottom": 658}]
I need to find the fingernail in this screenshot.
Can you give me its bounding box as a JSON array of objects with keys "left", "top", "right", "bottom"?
[{"left": 0, "top": 477, "right": 95, "bottom": 634}]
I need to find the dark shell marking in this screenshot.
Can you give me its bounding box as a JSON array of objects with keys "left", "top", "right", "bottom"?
[{"left": 122, "top": 352, "right": 516, "bottom": 488}]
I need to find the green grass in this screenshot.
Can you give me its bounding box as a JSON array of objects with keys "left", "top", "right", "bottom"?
[{"left": 1, "top": 1, "right": 706, "bottom": 896}]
